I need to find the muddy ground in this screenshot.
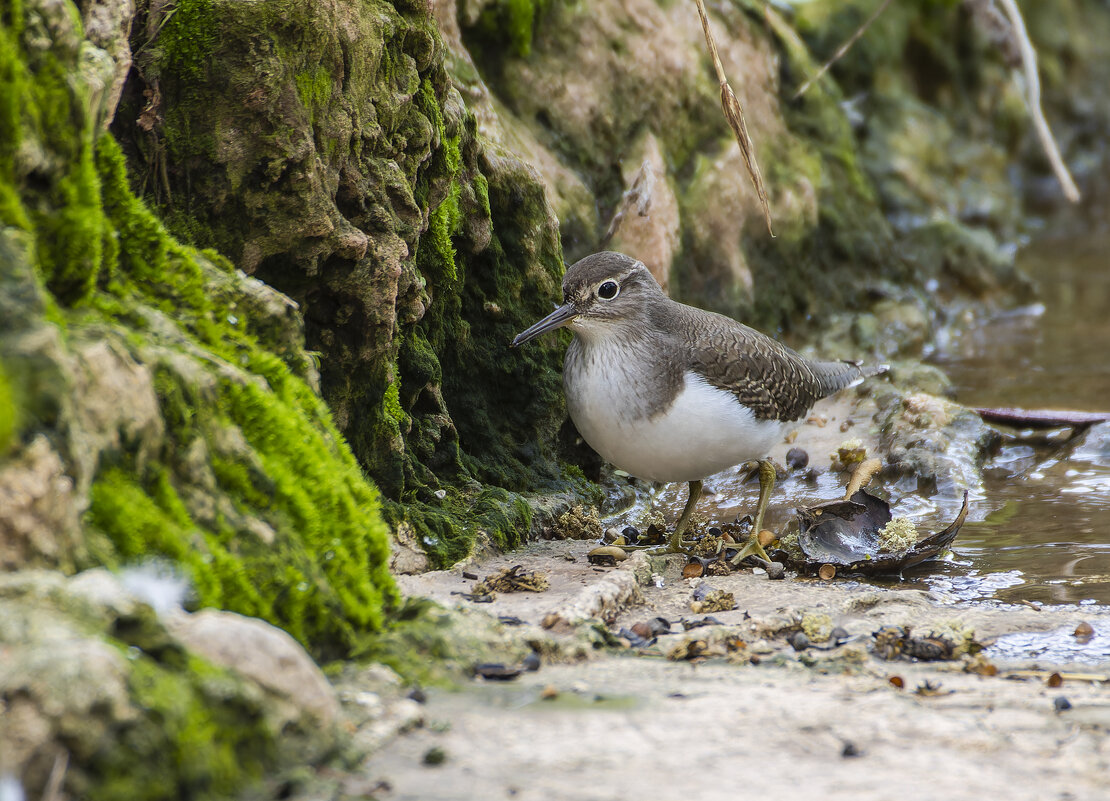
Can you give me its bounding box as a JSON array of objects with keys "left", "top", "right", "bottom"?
[{"left": 362, "top": 536, "right": 1110, "bottom": 801}]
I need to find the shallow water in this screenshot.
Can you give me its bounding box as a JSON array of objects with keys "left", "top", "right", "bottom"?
[{"left": 930, "top": 231, "right": 1110, "bottom": 606}]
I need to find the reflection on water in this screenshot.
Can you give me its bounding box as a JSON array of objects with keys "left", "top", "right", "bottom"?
[
  {"left": 934, "top": 232, "right": 1110, "bottom": 413},
  {"left": 931, "top": 230, "right": 1110, "bottom": 606}
]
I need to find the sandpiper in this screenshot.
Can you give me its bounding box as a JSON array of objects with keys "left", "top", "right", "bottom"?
[{"left": 513, "top": 251, "right": 885, "bottom": 561}]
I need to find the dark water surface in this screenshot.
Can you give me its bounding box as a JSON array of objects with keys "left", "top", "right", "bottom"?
[{"left": 929, "top": 230, "right": 1110, "bottom": 606}]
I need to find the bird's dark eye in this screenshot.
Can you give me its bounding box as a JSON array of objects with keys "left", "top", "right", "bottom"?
[{"left": 597, "top": 281, "right": 619, "bottom": 300}]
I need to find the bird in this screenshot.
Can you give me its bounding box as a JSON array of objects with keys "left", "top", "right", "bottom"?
[{"left": 512, "top": 251, "right": 885, "bottom": 562}]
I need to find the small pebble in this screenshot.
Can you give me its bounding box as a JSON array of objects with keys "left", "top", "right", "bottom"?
[
  {"left": 841, "top": 741, "right": 862, "bottom": 758},
  {"left": 407, "top": 687, "right": 427, "bottom": 704},
  {"left": 785, "top": 447, "right": 809, "bottom": 470},
  {"left": 540, "top": 685, "right": 559, "bottom": 700},
  {"left": 423, "top": 746, "right": 447, "bottom": 766},
  {"left": 830, "top": 626, "right": 850, "bottom": 643},
  {"left": 790, "top": 631, "right": 810, "bottom": 651},
  {"left": 1074, "top": 621, "right": 1095, "bottom": 640},
  {"left": 474, "top": 663, "right": 522, "bottom": 681},
  {"left": 767, "top": 562, "right": 785, "bottom": 580},
  {"left": 1054, "top": 696, "right": 1072, "bottom": 712},
  {"left": 522, "top": 651, "right": 541, "bottom": 672}
]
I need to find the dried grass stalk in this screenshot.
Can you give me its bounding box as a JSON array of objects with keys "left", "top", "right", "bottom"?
[{"left": 693, "top": 0, "right": 774, "bottom": 236}]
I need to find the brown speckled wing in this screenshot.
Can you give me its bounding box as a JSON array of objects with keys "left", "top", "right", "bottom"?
[{"left": 679, "top": 308, "right": 868, "bottom": 422}]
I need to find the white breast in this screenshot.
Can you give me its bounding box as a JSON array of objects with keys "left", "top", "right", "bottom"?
[{"left": 566, "top": 365, "right": 787, "bottom": 484}]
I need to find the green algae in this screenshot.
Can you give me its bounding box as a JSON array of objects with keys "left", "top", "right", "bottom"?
[{"left": 3, "top": 2, "right": 401, "bottom": 792}]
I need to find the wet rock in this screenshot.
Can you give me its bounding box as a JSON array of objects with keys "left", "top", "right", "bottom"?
[
  {"left": 473, "top": 664, "right": 523, "bottom": 681},
  {"left": 877, "top": 390, "right": 1000, "bottom": 496},
  {"left": 1072, "top": 423, "right": 1110, "bottom": 466}
]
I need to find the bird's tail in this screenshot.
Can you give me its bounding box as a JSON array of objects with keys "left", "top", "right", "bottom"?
[{"left": 812, "top": 359, "right": 889, "bottom": 396}]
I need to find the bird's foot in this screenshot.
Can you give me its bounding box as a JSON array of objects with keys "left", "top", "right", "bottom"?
[{"left": 728, "top": 534, "right": 772, "bottom": 567}]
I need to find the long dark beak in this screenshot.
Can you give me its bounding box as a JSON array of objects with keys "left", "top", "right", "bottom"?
[{"left": 511, "top": 303, "right": 577, "bottom": 347}]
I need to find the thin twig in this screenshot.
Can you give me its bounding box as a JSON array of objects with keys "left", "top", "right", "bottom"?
[
  {"left": 43, "top": 751, "right": 69, "bottom": 801},
  {"left": 975, "top": 407, "right": 1108, "bottom": 428},
  {"left": 692, "top": 0, "right": 774, "bottom": 236},
  {"left": 996, "top": 0, "right": 1080, "bottom": 203},
  {"left": 793, "top": 0, "right": 893, "bottom": 100}
]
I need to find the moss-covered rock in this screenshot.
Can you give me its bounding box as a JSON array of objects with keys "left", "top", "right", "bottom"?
[
  {"left": 1, "top": 0, "right": 396, "bottom": 654},
  {"left": 109, "top": 0, "right": 589, "bottom": 564},
  {"left": 0, "top": 569, "right": 340, "bottom": 801}
]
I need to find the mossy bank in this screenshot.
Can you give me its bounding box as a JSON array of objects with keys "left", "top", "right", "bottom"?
[
  {"left": 111, "top": 0, "right": 585, "bottom": 566},
  {"left": 2, "top": 1, "right": 396, "bottom": 796}
]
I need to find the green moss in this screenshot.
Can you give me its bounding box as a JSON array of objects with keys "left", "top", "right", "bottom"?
[
  {"left": 87, "top": 654, "right": 276, "bottom": 801},
  {"left": 0, "top": 360, "right": 18, "bottom": 453},
  {"left": 104, "top": 0, "right": 593, "bottom": 570},
  {"left": 156, "top": 0, "right": 219, "bottom": 85},
  {"left": 3, "top": 0, "right": 399, "bottom": 657},
  {"left": 472, "top": 0, "right": 557, "bottom": 58},
  {"left": 295, "top": 65, "right": 333, "bottom": 122}
]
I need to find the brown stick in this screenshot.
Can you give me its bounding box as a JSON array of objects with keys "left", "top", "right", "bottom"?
[
  {"left": 975, "top": 407, "right": 1110, "bottom": 428},
  {"left": 793, "top": 0, "right": 893, "bottom": 100},
  {"left": 692, "top": 0, "right": 774, "bottom": 237}
]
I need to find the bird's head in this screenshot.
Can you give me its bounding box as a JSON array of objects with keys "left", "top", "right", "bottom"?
[{"left": 511, "top": 252, "right": 663, "bottom": 347}]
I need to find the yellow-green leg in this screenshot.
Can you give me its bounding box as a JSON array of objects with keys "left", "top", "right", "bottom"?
[
  {"left": 666, "top": 480, "right": 702, "bottom": 553},
  {"left": 729, "top": 460, "right": 775, "bottom": 566}
]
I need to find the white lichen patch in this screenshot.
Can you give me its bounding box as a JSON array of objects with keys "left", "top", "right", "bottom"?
[{"left": 878, "top": 516, "right": 918, "bottom": 553}]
